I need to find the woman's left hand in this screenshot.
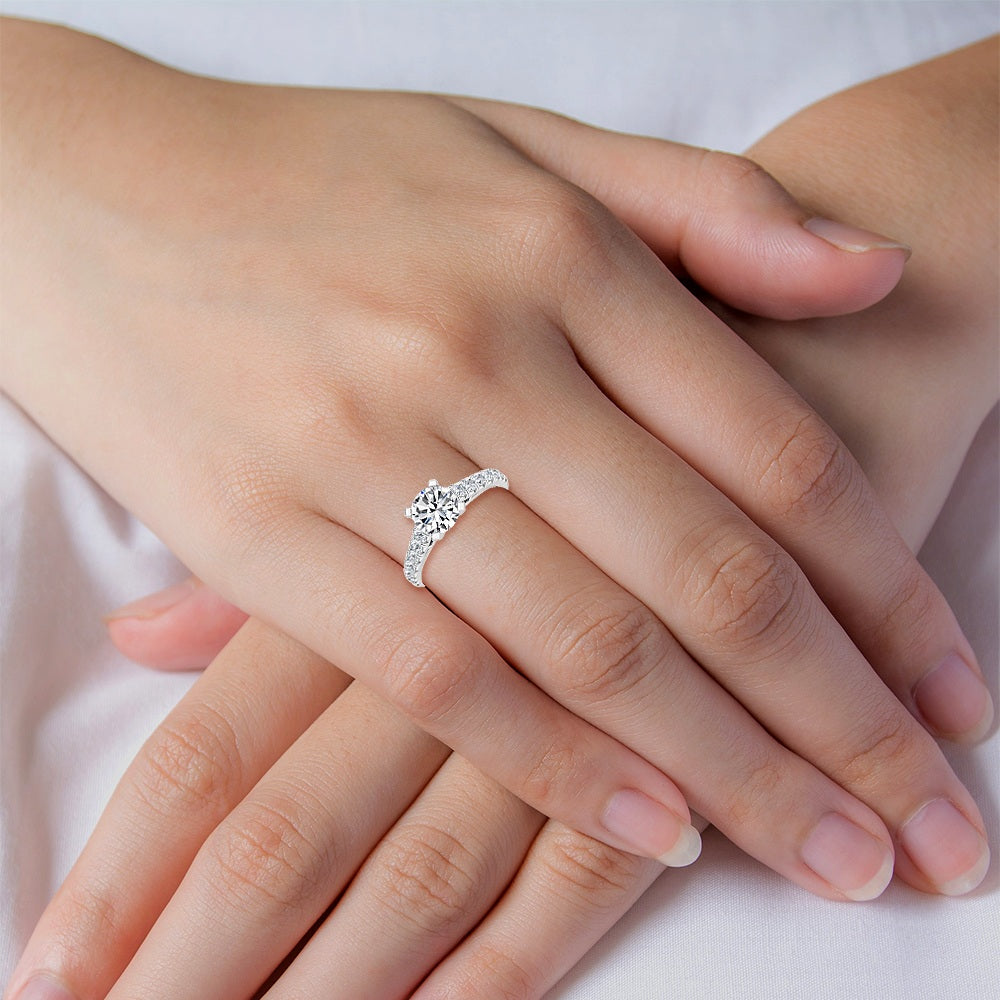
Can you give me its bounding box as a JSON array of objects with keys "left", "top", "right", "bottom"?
[{"left": 7, "top": 326, "right": 990, "bottom": 998}]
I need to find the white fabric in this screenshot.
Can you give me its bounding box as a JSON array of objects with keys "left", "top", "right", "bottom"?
[{"left": 1, "top": 2, "right": 997, "bottom": 996}]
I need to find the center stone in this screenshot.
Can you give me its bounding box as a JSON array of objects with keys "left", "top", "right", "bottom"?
[{"left": 411, "top": 483, "right": 461, "bottom": 536}]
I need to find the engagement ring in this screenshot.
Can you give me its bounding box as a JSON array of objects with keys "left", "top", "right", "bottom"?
[{"left": 403, "top": 469, "right": 509, "bottom": 587}]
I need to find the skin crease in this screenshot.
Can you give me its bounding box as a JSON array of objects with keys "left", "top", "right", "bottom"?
[{"left": 3, "top": 27, "right": 998, "bottom": 1000}]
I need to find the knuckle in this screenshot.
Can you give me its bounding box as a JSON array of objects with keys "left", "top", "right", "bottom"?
[
  {"left": 543, "top": 592, "right": 666, "bottom": 703},
  {"left": 866, "top": 562, "right": 942, "bottom": 663},
  {"left": 381, "top": 629, "right": 487, "bottom": 727},
  {"left": 431, "top": 944, "right": 538, "bottom": 1000},
  {"left": 755, "top": 410, "right": 864, "bottom": 523},
  {"left": 540, "top": 827, "right": 646, "bottom": 914},
  {"left": 53, "top": 878, "right": 123, "bottom": 954},
  {"left": 695, "top": 149, "right": 776, "bottom": 198},
  {"left": 520, "top": 736, "right": 592, "bottom": 808},
  {"left": 368, "top": 822, "right": 480, "bottom": 939},
  {"left": 381, "top": 304, "right": 515, "bottom": 414},
  {"left": 501, "top": 179, "right": 618, "bottom": 292},
  {"left": 684, "top": 532, "right": 806, "bottom": 653},
  {"left": 473, "top": 945, "right": 538, "bottom": 1000},
  {"left": 724, "top": 751, "right": 788, "bottom": 830},
  {"left": 130, "top": 705, "right": 242, "bottom": 819},
  {"left": 835, "top": 709, "right": 926, "bottom": 790},
  {"left": 208, "top": 795, "right": 329, "bottom": 912},
  {"left": 288, "top": 363, "right": 390, "bottom": 466}
]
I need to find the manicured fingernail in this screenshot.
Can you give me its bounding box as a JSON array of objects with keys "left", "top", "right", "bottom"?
[
  {"left": 103, "top": 578, "right": 199, "bottom": 622},
  {"left": 913, "top": 653, "right": 994, "bottom": 742},
  {"left": 602, "top": 789, "right": 702, "bottom": 867},
  {"left": 803, "top": 217, "right": 911, "bottom": 257},
  {"left": 12, "top": 975, "right": 78, "bottom": 1000},
  {"left": 801, "top": 813, "right": 894, "bottom": 901},
  {"left": 900, "top": 798, "right": 990, "bottom": 896}
]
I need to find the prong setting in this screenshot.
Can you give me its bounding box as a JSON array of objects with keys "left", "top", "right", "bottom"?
[{"left": 402, "top": 469, "right": 509, "bottom": 587}]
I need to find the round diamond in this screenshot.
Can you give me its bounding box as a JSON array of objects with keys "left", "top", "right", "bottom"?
[{"left": 411, "top": 483, "right": 461, "bottom": 536}]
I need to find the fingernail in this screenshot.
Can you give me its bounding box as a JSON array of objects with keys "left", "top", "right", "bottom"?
[
  {"left": 913, "top": 653, "right": 994, "bottom": 742},
  {"left": 103, "top": 578, "right": 199, "bottom": 622},
  {"left": 803, "top": 217, "right": 911, "bottom": 258},
  {"left": 12, "top": 976, "right": 78, "bottom": 1000},
  {"left": 801, "top": 813, "right": 894, "bottom": 901},
  {"left": 900, "top": 798, "right": 990, "bottom": 896},
  {"left": 602, "top": 789, "right": 702, "bottom": 868}
]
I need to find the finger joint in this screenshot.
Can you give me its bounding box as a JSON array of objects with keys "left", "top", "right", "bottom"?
[
  {"left": 130, "top": 705, "right": 243, "bottom": 820},
  {"left": 540, "top": 826, "right": 646, "bottom": 915},
  {"left": 368, "top": 822, "right": 481, "bottom": 940},
  {"left": 208, "top": 796, "right": 330, "bottom": 914},
  {"left": 544, "top": 592, "right": 667, "bottom": 704},
  {"left": 685, "top": 533, "right": 807, "bottom": 655},
  {"left": 755, "top": 410, "right": 864, "bottom": 525}
]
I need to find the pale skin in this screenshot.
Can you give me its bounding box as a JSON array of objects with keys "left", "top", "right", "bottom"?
[{"left": 1, "top": 20, "right": 997, "bottom": 1000}]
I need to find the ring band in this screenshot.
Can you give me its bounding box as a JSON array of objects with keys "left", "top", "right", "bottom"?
[{"left": 403, "top": 469, "right": 509, "bottom": 587}]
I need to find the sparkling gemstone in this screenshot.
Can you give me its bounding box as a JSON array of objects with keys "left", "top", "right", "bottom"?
[{"left": 410, "top": 483, "right": 461, "bottom": 536}]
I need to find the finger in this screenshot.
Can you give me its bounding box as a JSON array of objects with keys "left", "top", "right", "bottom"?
[
  {"left": 412, "top": 820, "right": 707, "bottom": 1000},
  {"left": 266, "top": 755, "right": 542, "bottom": 1000},
  {"left": 450, "top": 96, "right": 909, "bottom": 319},
  {"left": 458, "top": 232, "right": 988, "bottom": 892},
  {"left": 106, "top": 682, "right": 449, "bottom": 1000},
  {"left": 536, "top": 204, "right": 993, "bottom": 747},
  {"left": 289, "top": 426, "right": 906, "bottom": 902},
  {"left": 105, "top": 576, "right": 248, "bottom": 671},
  {"left": 216, "top": 494, "right": 701, "bottom": 869},
  {"left": 468, "top": 346, "right": 987, "bottom": 894},
  {"left": 5, "top": 620, "right": 349, "bottom": 1000}
]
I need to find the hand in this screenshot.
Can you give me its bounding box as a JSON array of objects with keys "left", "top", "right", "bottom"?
[
  {"left": 2, "top": 22, "right": 992, "bottom": 1000},
  {"left": 26, "top": 294, "right": 993, "bottom": 1000},
  {"left": 5, "top": 29, "right": 992, "bottom": 995}
]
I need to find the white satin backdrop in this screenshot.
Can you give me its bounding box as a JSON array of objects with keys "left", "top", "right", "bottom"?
[{"left": 1, "top": 2, "right": 997, "bottom": 996}]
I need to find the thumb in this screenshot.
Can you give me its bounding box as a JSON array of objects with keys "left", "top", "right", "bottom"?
[
  {"left": 104, "top": 576, "right": 248, "bottom": 670},
  {"left": 456, "top": 97, "right": 909, "bottom": 320}
]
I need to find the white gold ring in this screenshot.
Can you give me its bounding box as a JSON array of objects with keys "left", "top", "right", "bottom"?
[{"left": 403, "top": 469, "right": 509, "bottom": 587}]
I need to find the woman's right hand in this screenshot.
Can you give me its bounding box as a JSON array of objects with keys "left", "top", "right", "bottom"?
[{"left": 1, "top": 15, "right": 989, "bottom": 958}]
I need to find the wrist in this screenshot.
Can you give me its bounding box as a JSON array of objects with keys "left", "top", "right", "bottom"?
[{"left": 0, "top": 19, "right": 235, "bottom": 458}]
